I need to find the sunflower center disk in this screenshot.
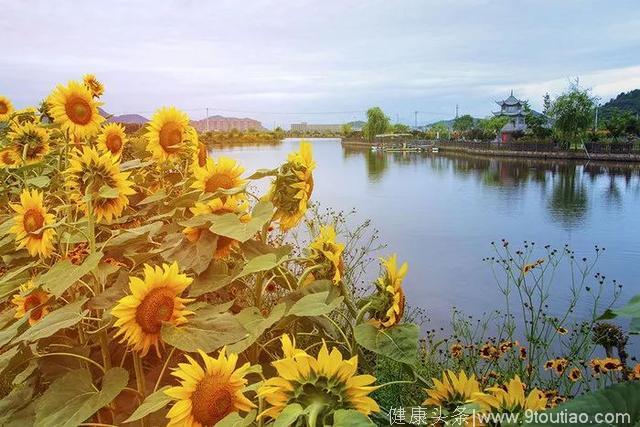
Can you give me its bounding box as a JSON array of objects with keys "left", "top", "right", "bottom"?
[
  {"left": 191, "top": 374, "right": 234, "bottom": 425},
  {"left": 135, "top": 288, "right": 175, "bottom": 334},
  {"left": 205, "top": 174, "right": 235, "bottom": 193},
  {"left": 0, "top": 103, "right": 7, "bottom": 114},
  {"left": 106, "top": 134, "right": 122, "bottom": 153},
  {"left": 65, "top": 95, "right": 92, "bottom": 125},
  {"left": 23, "top": 209, "right": 45, "bottom": 234},
  {"left": 159, "top": 122, "right": 183, "bottom": 154},
  {"left": 2, "top": 152, "right": 16, "bottom": 164}
]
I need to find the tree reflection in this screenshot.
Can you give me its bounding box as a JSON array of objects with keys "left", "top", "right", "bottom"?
[{"left": 547, "top": 165, "right": 588, "bottom": 229}]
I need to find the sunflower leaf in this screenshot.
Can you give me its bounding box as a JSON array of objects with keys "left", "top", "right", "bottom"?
[
  {"left": 354, "top": 322, "right": 420, "bottom": 366},
  {"left": 35, "top": 252, "right": 103, "bottom": 297},
  {"left": 227, "top": 303, "right": 287, "bottom": 354},
  {"left": 207, "top": 200, "right": 274, "bottom": 242},
  {"left": 123, "top": 386, "right": 171, "bottom": 423},
  {"left": 160, "top": 312, "right": 247, "bottom": 353},
  {"left": 33, "top": 367, "right": 128, "bottom": 427},
  {"left": 247, "top": 168, "right": 278, "bottom": 180},
  {"left": 334, "top": 410, "right": 375, "bottom": 426},
  {"left": 273, "top": 404, "right": 305, "bottom": 427},
  {"left": 217, "top": 410, "right": 257, "bottom": 427},
  {"left": 98, "top": 185, "right": 119, "bottom": 199},
  {"left": 288, "top": 291, "right": 343, "bottom": 317},
  {"left": 15, "top": 297, "right": 88, "bottom": 343},
  {"left": 25, "top": 176, "right": 50, "bottom": 188}
]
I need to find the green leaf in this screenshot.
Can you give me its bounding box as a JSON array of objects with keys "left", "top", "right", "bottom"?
[
  {"left": 600, "top": 294, "right": 640, "bottom": 334},
  {"left": 25, "top": 176, "right": 50, "bottom": 188},
  {"left": 273, "top": 404, "right": 304, "bottom": 427},
  {"left": 35, "top": 252, "right": 103, "bottom": 297},
  {"left": 228, "top": 303, "right": 287, "bottom": 354},
  {"left": 523, "top": 381, "right": 640, "bottom": 426},
  {"left": 120, "top": 159, "right": 154, "bottom": 171},
  {"left": 98, "top": 185, "right": 119, "bottom": 199},
  {"left": 334, "top": 409, "right": 375, "bottom": 426},
  {"left": 162, "top": 231, "right": 218, "bottom": 275},
  {"left": 247, "top": 168, "right": 277, "bottom": 180},
  {"left": 16, "top": 297, "right": 88, "bottom": 343},
  {"left": 0, "top": 383, "right": 33, "bottom": 424},
  {"left": 208, "top": 201, "right": 274, "bottom": 242},
  {"left": 136, "top": 189, "right": 167, "bottom": 206},
  {"left": 161, "top": 312, "right": 247, "bottom": 353},
  {"left": 104, "top": 221, "right": 163, "bottom": 249},
  {"left": 217, "top": 410, "right": 257, "bottom": 427},
  {"left": 288, "top": 291, "right": 343, "bottom": 317},
  {"left": 34, "top": 367, "right": 128, "bottom": 427},
  {"left": 0, "top": 316, "right": 29, "bottom": 348},
  {"left": 354, "top": 323, "right": 419, "bottom": 366},
  {"left": 0, "top": 261, "right": 38, "bottom": 299},
  {"left": 124, "top": 386, "right": 171, "bottom": 423}
]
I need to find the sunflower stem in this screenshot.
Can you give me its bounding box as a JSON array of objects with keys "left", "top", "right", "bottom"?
[
  {"left": 339, "top": 281, "right": 358, "bottom": 318},
  {"left": 132, "top": 352, "right": 149, "bottom": 427},
  {"left": 153, "top": 347, "right": 176, "bottom": 392}
]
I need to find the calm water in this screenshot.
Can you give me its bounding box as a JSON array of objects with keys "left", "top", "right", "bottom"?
[{"left": 212, "top": 138, "right": 640, "bottom": 328}]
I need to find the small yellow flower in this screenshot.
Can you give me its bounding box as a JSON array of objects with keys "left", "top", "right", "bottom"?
[
  {"left": 568, "top": 367, "right": 582, "bottom": 382},
  {"left": 450, "top": 343, "right": 463, "bottom": 358}
]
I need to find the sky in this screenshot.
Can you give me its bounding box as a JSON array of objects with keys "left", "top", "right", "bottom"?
[{"left": 2, "top": 0, "right": 640, "bottom": 128}]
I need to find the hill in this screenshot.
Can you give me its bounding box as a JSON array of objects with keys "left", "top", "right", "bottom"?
[
  {"left": 98, "top": 108, "right": 148, "bottom": 124},
  {"left": 600, "top": 89, "right": 640, "bottom": 120},
  {"left": 424, "top": 117, "right": 482, "bottom": 130}
]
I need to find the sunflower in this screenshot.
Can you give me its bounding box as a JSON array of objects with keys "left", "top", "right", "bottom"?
[
  {"left": 11, "top": 107, "right": 39, "bottom": 125},
  {"left": 83, "top": 74, "right": 104, "bottom": 98},
  {"left": 97, "top": 123, "right": 127, "bottom": 157},
  {"left": 146, "top": 107, "right": 194, "bottom": 161},
  {"left": 474, "top": 375, "right": 547, "bottom": 414},
  {"left": 112, "top": 262, "right": 194, "bottom": 357},
  {"left": 164, "top": 348, "right": 255, "bottom": 426},
  {"left": 267, "top": 141, "right": 315, "bottom": 231},
  {"left": 192, "top": 156, "right": 246, "bottom": 194},
  {"left": 66, "top": 146, "right": 136, "bottom": 222},
  {"left": 423, "top": 370, "right": 481, "bottom": 411},
  {"left": 0, "top": 149, "right": 20, "bottom": 168},
  {"left": 9, "top": 189, "right": 56, "bottom": 258},
  {"left": 0, "top": 96, "right": 14, "bottom": 121},
  {"left": 193, "top": 141, "right": 208, "bottom": 169},
  {"left": 258, "top": 335, "right": 379, "bottom": 422},
  {"left": 368, "top": 254, "right": 408, "bottom": 329},
  {"left": 568, "top": 368, "right": 582, "bottom": 382},
  {"left": 8, "top": 122, "right": 50, "bottom": 164},
  {"left": 48, "top": 80, "right": 104, "bottom": 137},
  {"left": 306, "top": 225, "right": 345, "bottom": 285},
  {"left": 11, "top": 281, "right": 51, "bottom": 325},
  {"left": 182, "top": 196, "right": 249, "bottom": 258}
]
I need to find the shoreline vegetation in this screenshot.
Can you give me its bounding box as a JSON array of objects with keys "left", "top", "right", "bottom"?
[{"left": 1, "top": 76, "right": 640, "bottom": 426}]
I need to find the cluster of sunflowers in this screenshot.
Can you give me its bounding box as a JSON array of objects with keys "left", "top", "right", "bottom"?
[{"left": 0, "top": 75, "right": 423, "bottom": 426}]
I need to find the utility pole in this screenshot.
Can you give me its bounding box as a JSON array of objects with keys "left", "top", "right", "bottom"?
[
  {"left": 396, "top": 113, "right": 400, "bottom": 123},
  {"left": 594, "top": 103, "right": 599, "bottom": 131},
  {"left": 414, "top": 110, "right": 418, "bottom": 128},
  {"left": 455, "top": 104, "right": 459, "bottom": 119},
  {"left": 206, "top": 108, "right": 209, "bottom": 132}
]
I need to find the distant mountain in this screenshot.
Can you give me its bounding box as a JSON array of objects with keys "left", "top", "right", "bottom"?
[
  {"left": 99, "top": 108, "right": 148, "bottom": 124},
  {"left": 600, "top": 89, "right": 640, "bottom": 120},
  {"left": 346, "top": 120, "right": 365, "bottom": 130},
  {"left": 424, "top": 117, "right": 482, "bottom": 130}
]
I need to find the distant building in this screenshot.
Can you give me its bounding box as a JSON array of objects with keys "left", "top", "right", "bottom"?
[
  {"left": 493, "top": 90, "right": 527, "bottom": 143},
  {"left": 191, "top": 115, "right": 264, "bottom": 132},
  {"left": 290, "top": 122, "right": 343, "bottom": 132}
]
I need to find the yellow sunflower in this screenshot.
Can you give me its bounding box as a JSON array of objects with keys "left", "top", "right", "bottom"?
[
  {"left": 0, "top": 95, "right": 14, "bottom": 121},
  {"left": 423, "top": 370, "right": 481, "bottom": 411},
  {"left": 48, "top": 80, "right": 104, "bottom": 137},
  {"left": 474, "top": 375, "right": 547, "bottom": 413},
  {"left": 11, "top": 281, "right": 51, "bottom": 325},
  {"left": 164, "top": 348, "right": 255, "bottom": 426},
  {"left": 0, "top": 149, "right": 20, "bottom": 168},
  {"left": 183, "top": 196, "right": 249, "bottom": 259},
  {"left": 370, "top": 254, "right": 408, "bottom": 328},
  {"left": 146, "top": 107, "right": 195, "bottom": 161},
  {"left": 83, "top": 74, "right": 104, "bottom": 98},
  {"left": 9, "top": 189, "right": 56, "bottom": 258},
  {"left": 66, "top": 146, "right": 136, "bottom": 222},
  {"left": 307, "top": 225, "right": 345, "bottom": 285},
  {"left": 258, "top": 334, "right": 379, "bottom": 422},
  {"left": 192, "top": 156, "right": 246, "bottom": 194},
  {"left": 112, "top": 262, "right": 194, "bottom": 357},
  {"left": 97, "top": 123, "right": 127, "bottom": 157},
  {"left": 7, "top": 122, "right": 50, "bottom": 164},
  {"left": 267, "top": 141, "right": 315, "bottom": 231}
]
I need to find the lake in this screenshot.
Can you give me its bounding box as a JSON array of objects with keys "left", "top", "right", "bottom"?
[{"left": 211, "top": 138, "right": 640, "bottom": 331}]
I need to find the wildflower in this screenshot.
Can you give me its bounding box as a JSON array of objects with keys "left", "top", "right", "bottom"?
[
  {"left": 519, "top": 347, "right": 527, "bottom": 360},
  {"left": 423, "top": 370, "right": 481, "bottom": 411},
  {"left": 556, "top": 327, "right": 568, "bottom": 335},
  {"left": 631, "top": 363, "right": 640, "bottom": 380},
  {"left": 480, "top": 343, "right": 500, "bottom": 360},
  {"left": 589, "top": 359, "right": 604, "bottom": 376},
  {"left": 0, "top": 95, "right": 14, "bottom": 121},
  {"left": 450, "top": 343, "right": 463, "bottom": 358},
  {"left": 601, "top": 357, "right": 622, "bottom": 372},
  {"left": 11, "top": 281, "right": 51, "bottom": 325},
  {"left": 146, "top": 106, "right": 195, "bottom": 161},
  {"left": 97, "top": 123, "right": 127, "bottom": 157},
  {"left": 258, "top": 335, "right": 379, "bottom": 422},
  {"left": 111, "top": 262, "right": 194, "bottom": 356},
  {"left": 554, "top": 358, "right": 568, "bottom": 375},
  {"left": 10, "top": 189, "right": 56, "bottom": 258},
  {"left": 48, "top": 80, "right": 104, "bottom": 137},
  {"left": 165, "top": 348, "right": 255, "bottom": 426},
  {"left": 568, "top": 367, "right": 582, "bottom": 382}
]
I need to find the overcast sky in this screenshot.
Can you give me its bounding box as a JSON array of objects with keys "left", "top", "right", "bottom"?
[{"left": 2, "top": 0, "right": 639, "bottom": 128}]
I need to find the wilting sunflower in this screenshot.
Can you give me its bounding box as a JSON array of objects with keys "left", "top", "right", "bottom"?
[
  {"left": 368, "top": 254, "right": 408, "bottom": 328},
  {"left": 0, "top": 95, "right": 14, "bottom": 121},
  {"left": 146, "top": 107, "right": 194, "bottom": 161},
  {"left": 423, "top": 370, "right": 481, "bottom": 411},
  {"left": 474, "top": 375, "right": 547, "bottom": 414},
  {"left": 267, "top": 141, "right": 315, "bottom": 231},
  {"left": 11, "top": 281, "right": 51, "bottom": 325},
  {"left": 164, "top": 348, "right": 255, "bottom": 426},
  {"left": 11, "top": 107, "right": 39, "bottom": 125},
  {"left": 66, "top": 146, "right": 135, "bottom": 222},
  {"left": 183, "top": 196, "right": 249, "bottom": 258},
  {"left": 192, "top": 156, "right": 246, "bottom": 194},
  {"left": 97, "top": 123, "right": 127, "bottom": 157},
  {"left": 8, "top": 122, "right": 50, "bottom": 164},
  {"left": 9, "top": 189, "right": 56, "bottom": 258},
  {"left": 306, "top": 225, "right": 345, "bottom": 285},
  {"left": 193, "top": 141, "right": 208, "bottom": 169},
  {"left": 258, "top": 335, "right": 379, "bottom": 422},
  {"left": 112, "top": 262, "right": 193, "bottom": 357},
  {"left": 48, "top": 80, "right": 104, "bottom": 137},
  {"left": 0, "top": 149, "right": 20, "bottom": 168},
  {"left": 83, "top": 74, "right": 104, "bottom": 98}
]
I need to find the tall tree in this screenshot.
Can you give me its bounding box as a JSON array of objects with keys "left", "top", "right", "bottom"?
[
  {"left": 363, "top": 107, "right": 390, "bottom": 142},
  {"left": 549, "top": 82, "right": 597, "bottom": 148},
  {"left": 453, "top": 114, "right": 474, "bottom": 132},
  {"left": 523, "top": 102, "right": 551, "bottom": 139}
]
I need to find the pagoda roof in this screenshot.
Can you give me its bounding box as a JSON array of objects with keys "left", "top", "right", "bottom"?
[{"left": 495, "top": 90, "right": 523, "bottom": 106}]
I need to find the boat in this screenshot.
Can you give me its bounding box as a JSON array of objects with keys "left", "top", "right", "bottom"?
[{"left": 431, "top": 147, "right": 439, "bottom": 153}]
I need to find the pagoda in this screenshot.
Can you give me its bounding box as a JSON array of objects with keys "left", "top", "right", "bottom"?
[{"left": 493, "top": 90, "right": 527, "bottom": 143}]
